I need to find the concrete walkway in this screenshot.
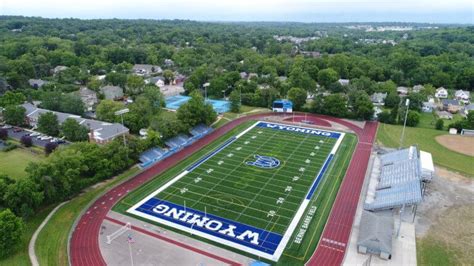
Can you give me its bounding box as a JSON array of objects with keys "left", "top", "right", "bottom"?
[{"left": 29, "top": 201, "right": 69, "bottom": 266}]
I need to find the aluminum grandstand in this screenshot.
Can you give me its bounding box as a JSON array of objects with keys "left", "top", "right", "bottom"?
[
  {"left": 364, "top": 146, "right": 433, "bottom": 211},
  {"left": 139, "top": 124, "right": 213, "bottom": 168},
  {"left": 357, "top": 146, "right": 434, "bottom": 259}
]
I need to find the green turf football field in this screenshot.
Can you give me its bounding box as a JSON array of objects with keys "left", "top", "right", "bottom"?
[
  {"left": 137, "top": 123, "right": 337, "bottom": 235},
  {"left": 114, "top": 121, "right": 358, "bottom": 264}
]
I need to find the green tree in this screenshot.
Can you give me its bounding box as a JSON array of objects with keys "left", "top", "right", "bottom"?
[
  {"left": 126, "top": 75, "right": 145, "bottom": 95},
  {"left": 60, "top": 94, "right": 85, "bottom": 115},
  {"left": 105, "top": 72, "right": 127, "bottom": 87},
  {"left": 4, "top": 105, "right": 25, "bottom": 126},
  {"left": 124, "top": 96, "right": 154, "bottom": 133},
  {"left": 150, "top": 114, "right": 185, "bottom": 140},
  {"left": 37, "top": 112, "right": 60, "bottom": 136},
  {"left": 377, "top": 111, "right": 392, "bottom": 124},
  {"left": 435, "top": 119, "right": 444, "bottom": 130},
  {"left": 400, "top": 110, "right": 420, "bottom": 127},
  {"left": 177, "top": 90, "right": 217, "bottom": 129},
  {"left": 287, "top": 87, "right": 307, "bottom": 111},
  {"left": 323, "top": 94, "right": 348, "bottom": 117},
  {"left": 95, "top": 100, "right": 124, "bottom": 122},
  {"left": 349, "top": 90, "right": 374, "bottom": 120},
  {"left": 0, "top": 91, "right": 25, "bottom": 107},
  {"left": 163, "top": 70, "right": 175, "bottom": 85},
  {"left": 40, "top": 91, "right": 62, "bottom": 111},
  {"left": 3, "top": 179, "right": 43, "bottom": 217},
  {"left": 61, "top": 118, "right": 89, "bottom": 141},
  {"left": 143, "top": 86, "right": 165, "bottom": 111},
  {"left": 229, "top": 90, "right": 241, "bottom": 113},
  {"left": 0, "top": 209, "right": 24, "bottom": 258},
  {"left": 384, "top": 93, "right": 401, "bottom": 108},
  {"left": 407, "top": 93, "right": 426, "bottom": 112},
  {"left": 318, "top": 68, "right": 339, "bottom": 88}
]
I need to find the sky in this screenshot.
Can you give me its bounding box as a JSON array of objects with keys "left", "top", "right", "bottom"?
[{"left": 1, "top": 0, "right": 473, "bottom": 24}]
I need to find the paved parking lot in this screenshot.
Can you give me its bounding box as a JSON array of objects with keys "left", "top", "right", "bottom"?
[{"left": 4, "top": 126, "right": 68, "bottom": 148}]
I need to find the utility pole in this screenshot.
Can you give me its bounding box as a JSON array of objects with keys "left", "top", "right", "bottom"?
[{"left": 399, "top": 99, "right": 410, "bottom": 149}]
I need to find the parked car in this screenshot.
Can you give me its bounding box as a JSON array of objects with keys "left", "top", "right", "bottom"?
[
  {"left": 40, "top": 136, "right": 52, "bottom": 141},
  {"left": 2, "top": 125, "right": 12, "bottom": 129},
  {"left": 29, "top": 132, "right": 41, "bottom": 137},
  {"left": 13, "top": 127, "right": 22, "bottom": 132}
]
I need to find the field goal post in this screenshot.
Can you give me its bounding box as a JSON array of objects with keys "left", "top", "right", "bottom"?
[{"left": 106, "top": 222, "right": 131, "bottom": 244}]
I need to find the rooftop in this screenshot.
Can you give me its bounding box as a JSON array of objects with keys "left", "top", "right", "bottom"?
[{"left": 22, "top": 103, "right": 129, "bottom": 141}]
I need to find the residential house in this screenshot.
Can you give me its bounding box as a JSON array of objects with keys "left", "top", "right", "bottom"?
[
  {"left": 441, "top": 99, "right": 461, "bottom": 113},
  {"left": 462, "top": 104, "right": 474, "bottom": 116},
  {"left": 239, "top": 72, "right": 248, "bottom": 79},
  {"left": 75, "top": 87, "right": 98, "bottom": 111},
  {"left": 52, "top": 65, "right": 68, "bottom": 75},
  {"left": 28, "top": 79, "right": 48, "bottom": 89},
  {"left": 435, "top": 87, "right": 448, "bottom": 98},
  {"left": 454, "top": 90, "right": 470, "bottom": 104},
  {"left": 173, "top": 73, "right": 186, "bottom": 84},
  {"left": 132, "top": 64, "right": 163, "bottom": 77},
  {"left": 371, "top": 92, "right": 387, "bottom": 106},
  {"left": 22, "top": 103, "right": 129, "bottom": 144},
  {"left": 412, "top": 85, "right": 424, "bottom": 93},
  {"left": 396, "top": 86, "right": 409, "bottom": 96},
  {"left": 100, "top": 85, "right": 124, "bottom": 100},
  {"left": 278, "top": 76, "right": 288, "bottom": 82},
  {"left": 422, "top": 102, "right": 436, "bottom": 113},
  {"left": 373, "top": 106, "right": 383, "bottom": 118},
  {"left": 248, "top": 73, "right": 258, "bottom": 80},
  {"left": 338, "top": 79, "right": 350, "bottom": 86},
  {"left": 164, "top": 59, "right": 174, "bottom": 67},
  {"left": 436, "top": 111, "right": 453, "bottom": 120},
  {"left": 146, "top": 76, "right": 165, "bottom": 87}
]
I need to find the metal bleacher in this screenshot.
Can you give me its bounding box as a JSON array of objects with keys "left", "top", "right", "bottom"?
[
  {"left": 139, "top": 124, "right": 214, "bottom": 168},
  {"left": 365, "top": 146, "right": 425, "bottom": 211},
  {"left": 365, "top": 180, "right": 422, "bottom": 211}
]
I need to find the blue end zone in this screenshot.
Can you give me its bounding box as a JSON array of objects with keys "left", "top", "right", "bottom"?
[
  {"left": 306, "top": 154, "right": 334, "bottom": 200},
  {"left": 135, "top": 198, "right": 283, "bottom": 255},
  {"left": 187, "top": 136, "right": 237, "bottom": 171},
  {"left": 256, "top": 122, "right": 340, "bottom": 139}
]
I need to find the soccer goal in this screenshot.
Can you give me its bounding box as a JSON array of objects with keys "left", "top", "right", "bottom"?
[{"left": 106, "top": 222, "right": 131, "bottom": 244}]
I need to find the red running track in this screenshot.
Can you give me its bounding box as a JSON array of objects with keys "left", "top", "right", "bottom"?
[
  {"left": 69, "top": 113, "right": 377, "bottom": 266},
  {"left": 306, "top": 119, "right": 378, "bottom": 266}
]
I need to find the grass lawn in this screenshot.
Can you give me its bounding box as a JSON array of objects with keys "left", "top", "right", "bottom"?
[
  {"left": 34, "top": 166, "right": 140, "bottom": 266},
  {"left": 418, "top": 112, "right": 465, "bottom": 130},
  {"left": 376, "top": 123, "right": 473, "bottom": 176},
  {"left": 0, "top": 205, "right": 54, "bottom": 266},
  {"left": 115, "top": 121, "right": 357, "bottom": 265},
  {"left": 417, "top": 237, "right": 456, "bottom": 265},
  {"left": 0, "top": 148, "right": 44, "bottom": 179}
]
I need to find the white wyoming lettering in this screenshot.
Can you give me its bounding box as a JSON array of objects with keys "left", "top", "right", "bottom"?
[{"left": 152, "top": 204, "right": 260, "bottom": 245}]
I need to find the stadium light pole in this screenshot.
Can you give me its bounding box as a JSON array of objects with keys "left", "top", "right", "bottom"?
[
  {"left": 115, "top": 108, "right": 129, "bottom": 148},
  {"left": 399, "top": 99, "right": 410, "bottom": 149}
]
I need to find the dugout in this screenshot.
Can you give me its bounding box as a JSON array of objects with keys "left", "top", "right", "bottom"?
[{"left": 272, "top": 99, "right": 293, "bottom": 113}]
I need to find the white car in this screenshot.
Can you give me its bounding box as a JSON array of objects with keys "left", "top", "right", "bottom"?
[
  {"left": 30, "top": 132, "right": 40, "bottom": 137},
  {"left": 41, "top": 136, "right": 52, "bottom": 141}
]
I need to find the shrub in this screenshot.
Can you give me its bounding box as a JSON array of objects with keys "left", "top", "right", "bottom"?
[
  {"left": 435, "top": 119, "right": 444, "bottom": 130},
  {"left": 44, "top": 142, "right": 58, "bottom": 155},
  {"left": 0, "top": 128, "right": 7, "bottom": 140},
  {"left": 20, "top": 135, "right": 33, "bottom": 147}
]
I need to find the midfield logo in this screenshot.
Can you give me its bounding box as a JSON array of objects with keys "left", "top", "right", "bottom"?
[{"left": 246, "top": 154, "right": 280, "bottom": 169}]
